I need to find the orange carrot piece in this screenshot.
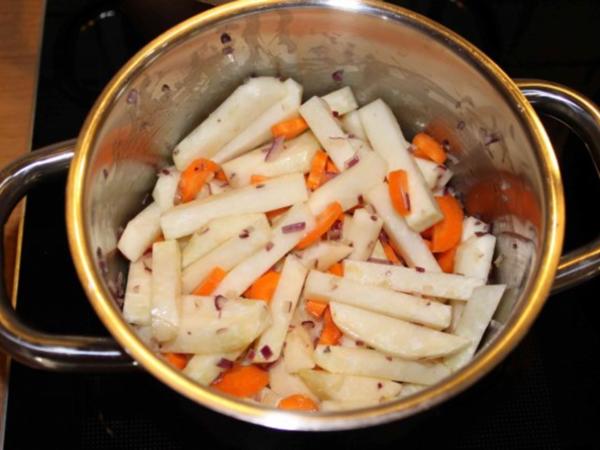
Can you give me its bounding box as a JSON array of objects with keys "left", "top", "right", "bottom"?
[
  {"left": 305, "top": 300, "right": 328, "bottom": 319},
  {"left": 271, "top": 117, "right": 309, "bottom": 140},
  {"left": 412, "top": 132, "right": 447, "bottom": 164},
  {"left": 250, "top": 174, "right": 268, "bottom": 185},
  {"left": 278, "top": 394, "right": 319, "bottom": 411},
  {"left": 215, "top": 169, "right": 228, "bottom": 182},
  {"left": 296, "top": 202, "right": 343, "bottom": 250},
  {"left": 431, "top": 195, "right": 464, "bottom": 253},
  {"left": 327, "top": 262, "right": 344, "bottom": 277},
  {"left": 179, "top": 158, "right": 219, "bottom": 203},
  {"left": 193, "top": 266, "right": 227, "bottom": 296},
  {"left": 245, "top": 271, "right": 280, "bottom": 302},
  {"left": 388, "top": 170, "right": 411, "bottom": 216},
  {"left": 436, "top": 247, "right": 457, "bottom": 273},
  {"left": 306, "top": 150, "right": 328, "bottom": 190},
  {"left": 266, "top": 206, "right": 290, "bottom": 222},
  {"left": 326, "top": 159, "right": 340, "bottom": 174},
  {"left": 212, "top": 365, "right": 269, "bottom": 398},
  {"left": 319, "top": 307, "right": 342, "bottom": 345},
  {"left": 382, "top": 241, "right": 401, "bottom": 265},
  {"left": 164, "top": 352, "right": 189, "bottom": 370}
]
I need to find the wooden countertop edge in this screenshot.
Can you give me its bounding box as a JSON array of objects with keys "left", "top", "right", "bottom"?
[{"left": 0, "top": 0, "right": 46, "bottom": 438}]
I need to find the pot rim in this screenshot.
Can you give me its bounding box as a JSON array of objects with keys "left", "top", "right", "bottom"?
[{"left": 66, "top": 0, "right": 564, "bottom": 431}]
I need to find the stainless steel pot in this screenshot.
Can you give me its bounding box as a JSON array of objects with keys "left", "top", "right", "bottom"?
[{"left": 1, "top": 0, "right": 599, "bottom": 431}]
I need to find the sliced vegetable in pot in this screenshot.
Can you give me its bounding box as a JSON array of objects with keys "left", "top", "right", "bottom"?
[{"left": 118, "top": 77, "right": 504, "bottom": 410}]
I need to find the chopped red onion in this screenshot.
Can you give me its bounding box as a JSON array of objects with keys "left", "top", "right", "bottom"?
[
  {"left": 222, "top": 46, "right": 234, "bottom": 55},
  {"left": 332, "top": 110, "right": 340, "bottom": 118},
  {"left": 126, "top": 89, "right": 138, "bottom": 104},
  {"left": 475, "top": 231, "right": 489, "bottom": 237},
  {"left": 332, "top": 69, "right": 344, "bottom": 82},
  {"left": 282, "top": 222, "right": 306, "bottom": 233},
  {"left": 161, "top": 84, "right": 171, "bottom": 93},
  {"left": 161, "top": 168, "right": 171, "bottom": 175},
  {"left": 357, "top": 194, "right": 364, "bottom": 204},
  {"left": 214, "top": 295, "right": 227, "bottom": 311},
  {"left": 255, "top": 184, "right": 265, "bottom": 189},
  {"left": 220, "top": 32, "right": 232, "bottom": 44},
  {"left": 260, "top": 345, "right": 273, "bottom": 359},
  {"left": 323, "top": 346, "right": 331, "bottom": 353},
  {"left": 441, "top": 139, "right": 450, "bottom": 152},
  {"left": 344, "top": 154, "right": 360, "bottom": 169},
  {"left": 457, "top": 120, "right": 466, "bottom": 130},
  {"left": 264, "top": 136, "right": 285, "bottom": 161},
  {"left": 246, "top": 348, "right": 255, "bottom": 360},
  {"left": 415, "top": 266, "right": 425, "bottom": 273},
  {"left": 102, "top": 168, "right": 109, "bottom": 179},
  {"left": 404, "top": 192, "right": 411, "bottom": 212},
  {"left": 284, "top": 301, "right": 293, "bottom": 313},
  {"left": 216, "top": 358, "right": 234, "bottom": 369},
  {"left": 377, "top": 382, "right": 383, "bottom": 389},
  {"left": 239, "top": 228, "right": 250, "bottom": 239},
  {"left": 356, "top": 340, "right": 365, "bottom": 347},
  {"left": 370, "top": 215, "right": 378, "bottom": 222},
  {"left": 301, "top": 320, "right": 315, "bottom": 329},
  {"left": 379, "top": 231, "right": 389, "bottom": 243},
  {"left": 385, "top": 356, "right": 392, "bottom": 361},
  {"left": 265, "top": 242, "right": 274, "bottom": 252}
]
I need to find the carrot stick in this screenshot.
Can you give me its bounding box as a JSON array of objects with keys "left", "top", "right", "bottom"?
[
  {"left": 412, "top": 132, "right": 447, "bottom": 164},
  {"left": 250, "top": 174, "right": 268, "bottom": 185},
  {"left": 179, "top": 158, "right": 220, "bottom": 203},
  {"left": 381, "top": 240, "right": 402, "bottom": 265},
  {"left": 271, "top": 117, "right": 309, "bottom": 140},
  {"left": 436, "top": 247, "right": 456, "bottom": 273},
  {"left": 296, "top": 202, "right": 343, "bottom": 250},
  {"left": 431, "top": 195, "right": 464, "bottom": 253},
  {"left": 164, "top": 352, "right": 189, "bottom": 370},
  {"left": 327, "top": 262, "right": 344, "bottom": 276},
  {"left": 215, "top": 169, "right": 228, "bottom": 182},
  {"left": 212, "top": 365, "right": 269, "bottom": 398},
  {"left": 388, "top": 170, "right": 410, "bottom": 216},
  {"left": 305, "top": 300, "right": 328, "bottom": 318},
  {"left": 193, "top": 266, "right": 227, "bottom": 295},
  {"left": 245, "top": 270, "right": 280, "bottom": 302},
  {"left": 319, "top": 307, "right": 342, "bottom": 345},
  {"left": 326, "top": 159, "right": 339, "bottom": 174},
  {"left": 266, "top": 206, "right": 290, "bottom": 222},
  {"left": 278, "top": 394, "right": 319, "bottom": 411},
  {"left": 306, "top": 150, "right": 328, "bottom": 190}
]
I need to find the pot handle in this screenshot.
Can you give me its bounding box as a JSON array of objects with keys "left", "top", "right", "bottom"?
[
  {"left": 0, "top": 140, "right": 135, "bottom": 370},
  {"left": 517, "top": 79, "right": 600, "bottom": 294}
]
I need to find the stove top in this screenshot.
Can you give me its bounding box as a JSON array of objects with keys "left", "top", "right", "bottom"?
[{"left": 3, "top": 1, "right": 599, "bottom": 449}]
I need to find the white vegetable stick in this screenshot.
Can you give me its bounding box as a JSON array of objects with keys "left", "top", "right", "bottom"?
[
  {"left": 160, "top": 173, "right": 308, "bottom": 239},
  {"left": 321, "top": 86, "right": 359, "bottom": 115},
  {"left": 454, "top": 234, "right": 496, "bottom": 281},
  {"left": 314, "top": 345, "right": 450, "bottom": 385},
  {"left": 207, "top": 179, "right": 229, "bottom": 195},
  {"left": 414, "top": 158, "right": 453, "bottom": 191},
  {"left": 359, "top": 99, "right": 443, "bottom": 231},
  {"left": 258, "top": 388, "right": 284, "bottom": 407},
  {"left": 298, "top": 370, "right": 402, "bottom": 402},
  {"left": 343, "top": 260, "right": 484, "bottom": 301},
  {"left": 294, "top": 241, "right": 352, "bottom": 271},
  {"left": 161, "top": 296, "right": 270, "bottom": 353},
  {"left": 397, "top": 383, "right": 426, "bottom": 398},
  {"left": 151, "top": 240, "right": 182, "bottom": 342},
  {"left": 283, "top": 326, "right": 316, "bottom": 373},
  {"left": 462, "top": 216, "right": 491, "bottom": 241},
  {"left": 370, "top": 240, "right": 387, "bottom": 260},
  {"left": 346, "top": 209, "right": 383, "bottom": 260},
  {"left": 445, "top": 285, "right": 506, "bottom": 371},
  {"left": 299, "top": 96, "right": 357, "bottom": 169},
  {"left": 182, "top": 219, "right": 271, "bottom": 293},
  {"left": 254, "top": 255, "right": 308, "bottom": 362},
  {"left": 221, "top": 131, "right": 320, "bottom": 188},
  {"left": 341, "top": 213, "right": 353, "bottom": 243},
  {"left": 366, "top": 183, "right": 441, "bottom": 272},
  {"left": 183, "top": 350, "right": 241, "bottom": 385},
  {"left": 269, "top": 360, "right": 318, "bottom": 401},
  {"left": 290, "top": 299, "right": 323, "bottom": 343},
  {"left": 212, "top": 79, "right": 303, "bottom": 164},
  {"left": 173, "top": 77, "right": 288, "bottom": 169},
  {"left": 304, "top": 270, "right": 451, "bottom": 329},
  {"left": 117, "top": 202, "right": 162, "bottom": 261},
  {"left": 341, "top": 110, "right": 367, "bottom": 141},
  {"left": 152, "top": 167, "right": 181, "bottom": 212},
  {"left": 134, "top": 324, "right": 154, "bottom": 348},
  {"left": 123, "top": 259, "right": 152, "bottom": 325},
  {"left": 308, "top": 150, "right": 387, "bottom": 215},
  {"left": 214, "top": 203, "right": 315, "bottom": 297},
  {"left": 182, "top": 213, "right": 268, "bottom": 267},
  {"left": 330, "top": 302, "right": 469, "bottom": 360}
]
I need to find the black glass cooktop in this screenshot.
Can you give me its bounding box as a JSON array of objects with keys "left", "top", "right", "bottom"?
[{"left": 3, "top": 1, "right": 599, "bottom": 449}]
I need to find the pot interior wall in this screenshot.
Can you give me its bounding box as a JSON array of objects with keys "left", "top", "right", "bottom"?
[{"left": 83, "top": 3, "right": 545, "bottom": 360}]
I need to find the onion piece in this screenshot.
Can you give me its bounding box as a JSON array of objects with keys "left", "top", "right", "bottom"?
[
  {"left": 264, "top": 135, "right": 286, "bottom": 161},
  {"left": 216, "top": 358, "right": 234, "bottom": 369},
  {"left": 282, "top": 222, "right": 306, "bottom": 234}
]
